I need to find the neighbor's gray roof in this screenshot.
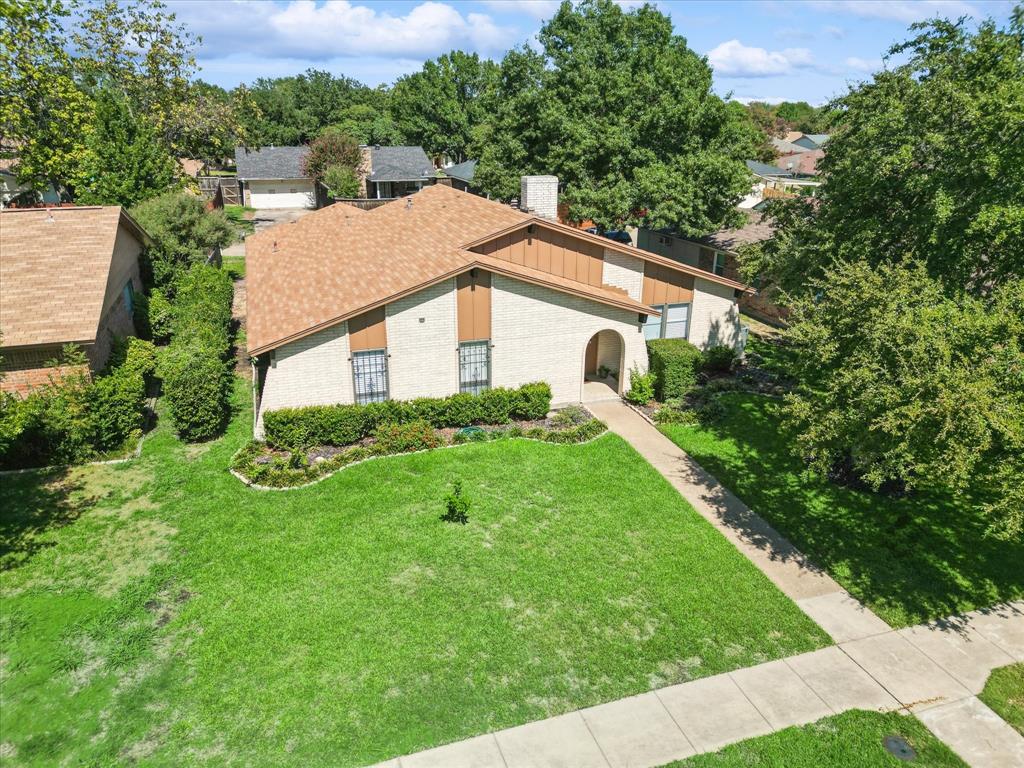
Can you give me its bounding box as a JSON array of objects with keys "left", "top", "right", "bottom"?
[
  {"left": 444, "top": 159, "right": 477, "bottom": 183},
  {"left": 746, "top": 159, "right": 793, "bottom": 177},
  {"left": 234, "top": 146, "right": 309, "bottom": 180},
  {"left": 369, "top": 146, "right": 434, "bottom": 181},
  {"left": 802, "top": 133, "right": 830, "bottom": 146}
]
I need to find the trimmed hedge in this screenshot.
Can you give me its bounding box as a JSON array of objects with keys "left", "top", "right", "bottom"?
[
  {"left": 702, "top": 344, "right": 737, "bottom": 373},
  {"left": 263, "top": 382, "right": 552, "bottom": 450},
  {"left": 647, "top": 338, "right": 702, "bottom": 402},
  {"left": 161, "top": 264, "right": 234, "bottom": 441},
  {"left": 0, "top": 343, "right": 150, "bottom": 469}
]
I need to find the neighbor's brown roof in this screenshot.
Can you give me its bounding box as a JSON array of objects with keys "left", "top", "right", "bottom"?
[
  {"left": 696, "top": 211, "right": 775, "bottom": 253},
  {"left": 247, "top": 185, "right": 745, "bottom": 355},
  {"left": 0, "top": 206, "right": 148, "bottom": 349}
]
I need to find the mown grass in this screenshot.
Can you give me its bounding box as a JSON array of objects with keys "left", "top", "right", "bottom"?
[
  {"left": 979, "top": 663, "right": 1024, "bottom": 735},
  {"left": 659, "top": 394, "right": 1024, "bottom": 627},
  {"left": 223, "top": 204, "right": 255, "bottom": 239},
  {"left": 663, "top": 710, "right": 967, "bottom": 767},
  {"left": 0, "top": 380, "right": 826, "bottom": 766}
]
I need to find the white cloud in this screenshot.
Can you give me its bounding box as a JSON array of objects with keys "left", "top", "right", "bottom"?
[
  {"left": 844, "top": 55, "right": 883, "bottom": 72},
  {"left": 822, "top": 24, "right": 846, "bottom": 38},
  {"left": 169, "top": 0, "right": 514, "bottom": 62},
  {"left": 707, "top": 39, "right": 814, "bottom": 77},
  {"left": 481, "top": 1, "right": 560, "bottom": 20},
  {"left": 808, "top": 1, "right": 979, "bottom": 23}
]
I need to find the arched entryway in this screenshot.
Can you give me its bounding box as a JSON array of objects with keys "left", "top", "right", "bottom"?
[{"left": 582, "top": 329, "right": 625, "bottom": 401}]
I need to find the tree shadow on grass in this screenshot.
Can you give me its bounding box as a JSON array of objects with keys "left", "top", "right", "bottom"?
[
  {"left": 662, "top": 394, "right": 1024, "bottom": 626},
  {"left": 0, "top": 469, "right": 91, "bottom": 572}
]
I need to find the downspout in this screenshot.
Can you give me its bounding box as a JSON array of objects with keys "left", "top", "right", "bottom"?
[{"left": 251, "top": 357, "right": 258, "bottom": 439}]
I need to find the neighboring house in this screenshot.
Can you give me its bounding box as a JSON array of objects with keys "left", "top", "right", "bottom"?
[
  {"left": 637, "top": 211, "right": 785, "bottom": 324},
  {"left": 441, "top": 159, "right": 478, "bottom": 193},
  {"left": 246, "top": 178, "right": 750, "bottom": 436},
  {"left": 0, "top": 206, "right": 149, "bottom": 395},
  {"left": 770, "top": 137, "right": 809, "bottom": 156},
  {"left": 1, "top": 160, "right": 61, "bottom": 209},
  {"left": 774, "top": 148, "right": 824, "bottom": 177},
  {"left": 792, "top": 133, "right": 829, "bottom": 150},
  {"left": 365, "top": 145, "right": 436, "bottom": 199},
  {"left": 234, "top": 146, "right": 315, "bottom": 209},
  {"left": 742, "top": 159, "right": 820, "bottom": 208}
]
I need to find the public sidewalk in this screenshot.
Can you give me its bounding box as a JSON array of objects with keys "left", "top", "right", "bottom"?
[
  {"left": 371, "top": 603, "right": 1023, "bottom": 768},
  {"left": 369, "top": 401, "right": 1024, "bottom": 768}
]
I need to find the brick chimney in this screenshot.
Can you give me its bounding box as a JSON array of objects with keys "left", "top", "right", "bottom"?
[{"left": 519, "top": 175, "right": 558, "bottom": 220}]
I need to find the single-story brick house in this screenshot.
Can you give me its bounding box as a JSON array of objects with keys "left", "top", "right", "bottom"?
[
  {"left": 0, "top": 206, "right": 149, "bottom": 395},
  {"left": 247, "top": 178, "right": 750, "bottom": 436},
  {"left": 235, "top": 146, "right": 315, "bottom": 209}
]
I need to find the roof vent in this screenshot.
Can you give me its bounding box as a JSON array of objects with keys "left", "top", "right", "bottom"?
[
  {"left": 406, "top": 198, "right": 413, "bottom": 210},
  {"left": 272, "top": 240, "right": 278, "bottom": 252},
  {"left": 45, "top": 209, "right": 55, "bottom": 223}
]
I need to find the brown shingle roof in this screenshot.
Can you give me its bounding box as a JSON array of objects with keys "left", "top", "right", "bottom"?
[
  {"left": 0, "top": 206, "right": 146, "bottom": 349},
  {"left": 696, "top": 211, "right": 775, "bottom": 253},
  {"left": 247, "top": 185, "right": 742, "bottom": 355}
]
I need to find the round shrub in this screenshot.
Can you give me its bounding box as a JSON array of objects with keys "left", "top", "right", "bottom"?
[
  {"left": 702, "top": 345, "right": 737, "bottom": 374},
  {"left": 163, "top": 348, "right": 230, "bottom": 441},
  {"left": 510, "top": 382, "right": 552, "bottom": 420},
  {"left": 372, "top": 419, "right": 443, "bottom": 454},
  {"left": 646, "top": 338, "right": 702, "bottom": 401}
]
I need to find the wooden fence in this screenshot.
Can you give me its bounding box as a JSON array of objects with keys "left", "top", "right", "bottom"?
[{"left": 199, "top": 176, "right": 240, "bottom": 205}]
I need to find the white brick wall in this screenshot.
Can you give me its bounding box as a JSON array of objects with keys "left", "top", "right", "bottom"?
[
  {"left": 690, "top": 277, "right": 741, "bottom": 350},
  {"left": 255, "top": 321, "right": 352, "bottom": 436},
  {"left": 490, "top": 275, "right": 648, "bottom": 404},
  {"left": 519, "top": 175, "right": 559, "bottom": 220},
  {"left": 385, "top": 278, "right": 459, "bottom": 400},
  {"left": 255, "top": 274, "right": 660, "bottom": 436},
  {"left": 602, "top": 248, "right": 644, "bottom": 301}
]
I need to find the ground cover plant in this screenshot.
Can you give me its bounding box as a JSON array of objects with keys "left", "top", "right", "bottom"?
[
  {"left": 659, "top": 393, "right": 1024, "bottom": 627},
  {"left": 0, "top": 379, "right": 827, "bottom": 766},
  {"left": 663, "top": 710, "right": 967, "bottom": 767},
  {"left": 979, "top": 663, "right": 1024, "bottom": 735}
]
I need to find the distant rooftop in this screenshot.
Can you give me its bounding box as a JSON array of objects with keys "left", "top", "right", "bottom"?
[
  {"left": 746, "top": 159, "right": 793, "bottom": 178},
  {"left": 234, "top": 146, "right": 309, "bottom": 180},
  {"left": 368, "top": 146, "right": 434, "bottom": 182},
  {"left": 444, "top": 159, "right": 477, "bottom": 183}
]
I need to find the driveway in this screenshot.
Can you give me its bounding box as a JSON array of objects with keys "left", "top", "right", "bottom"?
[{"left": 251, "top": 207, "right": 314, "bottom": 233}]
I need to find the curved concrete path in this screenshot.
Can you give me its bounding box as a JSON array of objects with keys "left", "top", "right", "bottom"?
[{"left": 368, "top": 402, "right": 1024, "bottom": 768}]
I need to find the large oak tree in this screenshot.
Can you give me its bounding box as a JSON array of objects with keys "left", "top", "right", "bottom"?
[{"left": 475, "top": 0, "right": 760, "bottom": 234}]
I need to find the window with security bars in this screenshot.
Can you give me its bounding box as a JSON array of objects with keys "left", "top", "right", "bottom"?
[
  {"left": 459, "top": 341, "right": 490, "bottom": 395},
  {"left": 352, "top": 349, "right": 388, "bottom": 404}
]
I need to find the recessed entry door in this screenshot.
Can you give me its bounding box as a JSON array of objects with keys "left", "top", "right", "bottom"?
[{"left": 585, "top": 335, "right": 599, "bottom": 376}]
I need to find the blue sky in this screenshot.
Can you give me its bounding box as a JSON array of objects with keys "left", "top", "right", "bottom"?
[{"left": 167, "top": 0, "right": 1017, "bottom": 104}]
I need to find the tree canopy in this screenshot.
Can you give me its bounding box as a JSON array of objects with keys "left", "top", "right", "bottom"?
[
  {"left": 390, "top": 51, "right": 498, "bottom": 163},
  {"left": 748, "top": 13, "right": 1024, "bottom": 297},
  {"left": 474, "top": 0, "right": 759, "bottom": 234},
  {"left": 784, "top": 260, "right": 1023, "bottom": 539}
]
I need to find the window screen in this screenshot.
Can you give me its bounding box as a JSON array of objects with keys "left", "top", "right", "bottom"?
[
  {"left": 713, "top": 253, "right": 727, "bottom": 276},
  {"left": 646, "top": 303, "right": 690, "bottom": 340},
  {"left": 459, "top": 341, "right": 490, "bottom": 395},
  {"left": 642, "top": 312, "right": 662, "bottom": 341},
  {"left": 664, "top": 303, "right": 690, "bottom": 339},
  {"left": 352, "top": 349, "right": 388, "bottom": 404},
  {"left": 122, "top": 281, "right": 134, "bottom": 314}
]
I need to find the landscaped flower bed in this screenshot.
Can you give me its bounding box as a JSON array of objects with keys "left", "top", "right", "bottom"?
[{"left": 233, "top": 402, "right": 607, "bottom": 488}]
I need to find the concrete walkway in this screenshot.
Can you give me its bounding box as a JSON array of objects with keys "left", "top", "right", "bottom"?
[{"left": 368, "top": 401, "right": 1024, "bottom": 768}]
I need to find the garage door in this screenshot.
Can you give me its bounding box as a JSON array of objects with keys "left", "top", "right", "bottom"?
[{"left": 248, "top": 181, "right": 315, "bottom": 209}]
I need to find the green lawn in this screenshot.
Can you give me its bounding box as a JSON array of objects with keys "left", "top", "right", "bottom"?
[
  {"left": 223, "top": 204, "right": 255, "bottom": 239},
  {"left": 222, "top": 253, "right": 245, "bottom": 279},
  {"left": 659, "top": 394, "right": 1024, "bottom": 627},
  {"left": 979, "top": 663, "right": 1024, "bottom": 735},
  {"left": 663, "top": 710, "right": 967, "bottom": 767},
  {"left": 0, "top": 382, "right": 826, "bottom": 766}
]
